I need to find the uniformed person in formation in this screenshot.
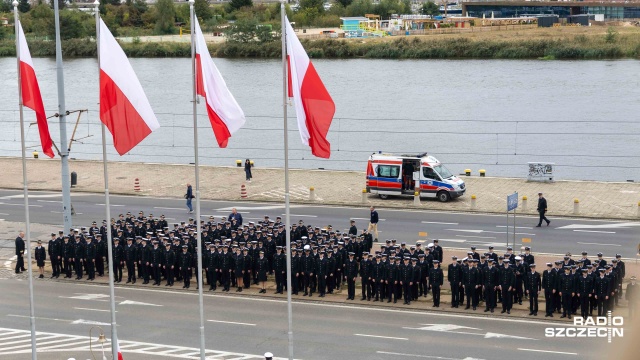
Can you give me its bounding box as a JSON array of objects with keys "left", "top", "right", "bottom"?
[
  {"left": 525, "top": 264, "right": 541, "bottom": 316},
  {"left": 257, "top": 251, "right": 269, "bottom": 293},
  {"left": 429, "top": 260, "right": 443, "bottom": 307},
  {"left": 345, "top": 252, "right": 358, "bottom": 301},
  {"left": 179, "top": 245, "right": 192, "bottom": 289},
  {"left": 576, "top": 267, "right": 594, "bottom": 319},
  {"left": 448, "top": 256, "right": 461, "bottom": 308},
  {"left": 34, "top": 240, "right": 46, "bottom": 279},
  {"left": 483, "top": 259, "right": 499, "bottom": 313},
  {"left": 542, "top": 262, "right": 556, "bottom": 317},
  {"left": 559, "top": 266, "right": 575, "bottom": 319},
  {"left": 499, "top": 259, "right": 515, "bottom": 314}
]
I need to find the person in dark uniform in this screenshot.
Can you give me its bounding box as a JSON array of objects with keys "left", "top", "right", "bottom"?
[
  {"left": 626, "top": 276, "right": 638, "bottom": 319},
  {"left": 290, "top": 248, "right": 300, "bottom": 295},
  {"left": 234, "top": 247, "right": 245, "bottom": 292},
  {"left": 386, "top": 256, "right": 398, "bottom": 303},
  {"left": 348, "top": 220, "right": 357, "bottom": 236},
  {"left": 595, "top": 268, "right": 610, "bottom": 316},
  {"left": 418, "top": 254, "right": 429, "bottom": 298},
  {"left": 360, "top": 252, "right": 372, "bottom": 301},
  {"left": 74, "top": 236, "right": 86, "bottom": 280},
  {"left": 163, "top": 242, "right": 175, "bottom": 286},
  {"left": 220, "top": 246, "right": 232, "bottom": 292},
  {"left": 150, "top": 241, "right": 163, "bottom": 286},
  {"left": 273, "top": 246, "right": 286, "bottom": 294},
  {"left": 576, "top": 268, "right": 594, "bottom": 319},
  {"left": 180, "top": 245, "right": 192, "bottom": 289},
  {"left": 62, "top": 236, "right": 73, "bottom": 278},
  {"left": 400, "top": 257, "right": 414, "bottom": 305},
  {"left": 15, "top": 231, "right": 26, "bottom": 274},
  {"left": 112, "top": 238, "right": 124, "bottom": 283},
  {"left": 345, "top": 252, "right": 358, "bottom": 300},
  {"left": 463, "top": 259, "right": 479, "bottom": 310},
  {"left": 206, "top": 245, "right": 219, "bottom": 291},
  {"left": 257, "top": 251, "right": 269, "bottom": 293},
  {"left": 326, "top": 250, "right": 336, "bottom": 294},
  {"left": 559, "top": 266, "right": 575, "bottom": 319},
  {"left": 448, "top": 256, "right": 461, "bottom": 308},
  {"left": 429, "top": 260, "right": 443, "bottom": 307},
  {"left": 536, "top": 192, "right": 550, "bottom": 227},
  {"left": 483, "top": 259, "right": 499, "bottom": 312},
  {"left": 302, "top": 246, "right": 315, "bottom": 297},
  {"left": 525, "top": 264, "right": 541, "bottom": 316},
  {"left": 316, "top": 251, "right": 328, "bottom": 297},
  {"left": 95, "top": 234, "right": 106, "bottom": 277},
  {"left": 242, "top": 247, "right": 252, "bottom": 289},
  {"left": 34, "top": 240, "right": 46, "bottom": 279},
  {"left": 47, "top": 233, "right": 59, "bottom": 278},
  {"left": 542, "top": 263, "right": 556, "bottom": 317},
  {"left": 125, "top": 238, "right": 137, "bottom": 284},
  {"left": 85, "top": 238, "right": 96, "bottom": 281},
  {"left": 499, "top": 259, "right": 515, "bottom": 314}
]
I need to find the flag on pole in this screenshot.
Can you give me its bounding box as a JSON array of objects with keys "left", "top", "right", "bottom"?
[
  {"left": 284, "top": 16, "right": 335, "bottom": 159},
  {"left": 98, "top": 18, "right": 159, "bottom": 155},
  {"left": 16, "top": 20, "right": 54, "bottom": 158},
  {"left": 115, "top": 336, "right": 124, "bottom": 360},
  {"left": 193, "top": 16, "right": 245, "bottom": 148}
]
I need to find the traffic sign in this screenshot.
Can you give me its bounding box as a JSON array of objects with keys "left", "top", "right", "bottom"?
[{"left": 507, "top": 192, "right": 518, "bottom": 211}]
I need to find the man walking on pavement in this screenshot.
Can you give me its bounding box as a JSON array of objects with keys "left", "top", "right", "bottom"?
[
  {"left": 15, "top": 231, "right": 26, "bottom": 274},
  {"left": 536, "top": 192, "right": 550, "bottom": 227},
  {"left": 185, "top": 183, "right": 194, "bottom": 214},
  {"left": 367, "top": 206, "right": 379, "bottom": 243}
]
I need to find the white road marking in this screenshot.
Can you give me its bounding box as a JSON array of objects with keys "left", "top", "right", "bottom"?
[
  {"left": 0, "top": 213, "right": 9, "bottom": 215},
  {"left": 207, "top": 320, "right": 256, "bottom": 326},
  {"left": 6, "top": 314, "right": 71, "bottom": 323},
  {"left": 484, "top": 332, "right": 535, "bottom": 340},
  {"left": 446, "top": 229, "right": 535, "bottom": 236},
  {"left": 557, "top": 222, "right": 640, "bottom": 230},
  {"left": 456, "top": 235, "right": 496, "bottom": 239},
  {"left": 283, "top": 214, "right": 317, "bottom": 218},
  {"left": 0, "top": 203, "right": 42, "bottom": 207},
  {"left": 576, "top": 242, "right": 621, "bottom": 247},
  {"left": 436, "top": 239, "right": 467, "bottom": 243},
  {"left": 60, "top": 293, "right": 111, "bottom": 301},
  {"left": 351, "top": 217, "right": 385, "bottom": 221},
  {"left": 216, "top": 205, "right": 302, "bottom": 211},
  {"left": 354, "top": 333, "right": 408, "bottom": 340},
  {"left": 153, "top": 207, "right": 186, "bottom": 210},
  {"left": 70, "top": 319, "right": 111, "bottom": 326},
  {"left": 517, "top": 348, "right": 577, "bottom": 355},
  {"left": 95, "top": 204, "right": 125, "bottom": 207},
  {"left": 119, "top": 300, "right": 163, "bottom": 306},
  {"left": 37, "top": 200, "right": 61, "bottom": 203},
  {"left": 421, "top": 221, "right": 458, "bottom": 225},
  {"left": 73, "top": 307, "right": 112, "bottom": 312},
  {"left": 377, "top": 351, "right": 484, "bottom": 360},
  {"left": 573, "top": 230, "right": 616, "bottom": 234},
  {"left": 496, "top": 226, "right": 533, "bottom": 229}
]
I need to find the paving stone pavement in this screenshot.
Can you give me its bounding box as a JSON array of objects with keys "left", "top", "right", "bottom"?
[{"left": 1, "top": 157, "right": 640, "bottom": 219}]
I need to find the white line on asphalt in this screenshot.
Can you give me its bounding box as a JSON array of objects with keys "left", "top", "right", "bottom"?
[
  {"left": 351, "top": 217, "right": 385, "bottom": 221},
  {"left": 207, "top": 320, "right": 256, "bottom": 326},
  {"left": 0, "top": 213, "right": 8, "bottom": 215},
  {"left": 51, "top": 211, "right": 83, "bottom": 215},
  {"left": 0, "top": 203, "right": 42, "bottom": 207},
  {"left": 73, "top": 307, "right": 112, "bottom": 312},
  {"left": 67, "top": 282, "right": 580, "bottom": 327},
  {"left": 153, "top": 207, "right": 186, "bottom": 210},
  {"left": 282, "top": 214, "right": 317, "bottom": 218},
  {"left": 376, "top": 351, "right": 480, "bottom": 360},
  {"left": 436, "top": 239, "right": 467, "bottom": 243},
  {"left": 95, "top": 204, "right": 125, "bottom": 207},
  {"left": 456, "top": 235, "right": 496, "bottom": 239},
  {"left": 354, "top": 334, "right": 408, "bottom": 340},
  {"left": 37, "top": 200, "right": 62, "bottom": 203},
  {"left": 421, "top": 221, "right": 459, "bottom": 225},
  {"left": 6, "top": 314, "right": 69, "bottom": 323},
  {"left": 496, "top": 226, "right": 533, "bottom": 229},
  {"left": 576, "top": 242, "right": 621, "bottom": 247},
  {"left": 517, "top": 348, "right": 577, "bottom": 356},
  {"left": 573, "top": 230, "right": 616, "bottom": 234}
]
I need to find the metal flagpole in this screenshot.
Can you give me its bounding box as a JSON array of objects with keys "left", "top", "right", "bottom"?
[
  {"left": 189, "top": 1, "right": 207, "bottom": 359},
  {"left": 13, "top": 2, "right": 38, "bottom": 358},
  {"left": 54, "top": 0, "right": 73, "bottom": 232},
  {"left": 95, "top": 2, "right": 119, "bottom": 358},
  {"left": 281, "top": 2, "right": 294, "bottom": 359}
]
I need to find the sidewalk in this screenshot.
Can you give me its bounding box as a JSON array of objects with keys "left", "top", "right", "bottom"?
[{"left": 2, "top": 157, "right": 640, "bottom": 219}]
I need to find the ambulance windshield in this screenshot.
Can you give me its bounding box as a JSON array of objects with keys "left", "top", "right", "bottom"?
[{"left": 434, "top": 164, "right": 453, "bottom": 179}]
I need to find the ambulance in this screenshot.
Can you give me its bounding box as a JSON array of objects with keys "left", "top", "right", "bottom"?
[{"left": 366, "top": 152, "right": 466, "bottom": 202}]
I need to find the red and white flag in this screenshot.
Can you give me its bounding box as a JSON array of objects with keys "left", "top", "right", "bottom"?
[
  {"left": 115, "top": 336, "right": 124, "bottom": 360},
  {"left": 98, "top": 18, "right": 159, "bottom": 155},
  {"left": 16, "top": 20, "right": 54, "bottom": 158},
  {"left": 285, "top": 16, "right": 335, "bottom": 159},
  {"left": 194, "top": 16, "right": 245, "bottom": 148}
]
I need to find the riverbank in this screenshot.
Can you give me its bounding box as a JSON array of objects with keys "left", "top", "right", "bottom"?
[
  {"left": 1, "top": 25, "right": 639, "bottom": 59},
  {"left": 1, "top": 157, "right": 639, "bottom": 219}
]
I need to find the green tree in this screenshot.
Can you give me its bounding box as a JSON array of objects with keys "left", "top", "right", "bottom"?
[
  {"left": 0, "top": 0, "right": 11, "bottom": 13},
  {"left": 48, "top": 10, "right": 88, "bottom": 39},
  {"left": 229, "top": 0, "right": 252, "bottom": 11},
  {"left": 155, "top": 0, "right": 176, "bottom": 34},
  {"left": 300, "top": 0, "right": 324, "bottom": 13},
  {"left": 0, "top": 24, "right": 6, "bottom": 41},
  {"left": 18, "top": 0, "right": 30, "bottom": 13},
  {"left": 345, "top": 0, "right": 373, "bottom": 17},
  {"left": 194, "top": 0, "right": 213, "bottom": 20},
  {"left": 336, "top": 0, "right": 353, "bottom": 8},
  {"left": 133, "top": 0, "right": 148, "bottom": 13},
  {"left": 421, "top": 1, "right": 439, "bottom": 16},
  {"left": 49, "top": 0, "right": 66, "bottom": 10}
]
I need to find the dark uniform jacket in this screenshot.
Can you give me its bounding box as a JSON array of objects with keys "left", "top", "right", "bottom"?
[
  {"left": 483, "top": 266, "right": 499, "bottom": 287},
  {"left": 448, "top": 264, "right": 461, "bottom": 285},
  {"left": 15, "top": 236, "right": 25, "bottom": 256},
  {"left": 499, "top": 266, "right": 515, "bottom": 289},
  {"left": 525, "top": 271, "right": 541, "bottom": 293},
  {"left": 559, "top": 273, "right": 575, "bottom": 294},
  {"left": 429, "top": 267, "right": 444, "bottom": 287},
  {"left": 594, "top": 276, "right": 610, "bottom": 298},
  {"left": 345, "top": 259, "right": 359, "bottom": 279},
  {"left": 576, "top": 275, "right": 594, "bottom": 296}
]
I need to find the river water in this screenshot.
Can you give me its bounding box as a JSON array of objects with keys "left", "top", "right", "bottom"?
[{"left": 1, "top": 57, "right": 639, "bottom": 182}]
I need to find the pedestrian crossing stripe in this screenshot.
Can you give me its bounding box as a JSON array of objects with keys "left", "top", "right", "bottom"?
[{"left": 0, "top": 327, "right": 285, "bottom": 359}]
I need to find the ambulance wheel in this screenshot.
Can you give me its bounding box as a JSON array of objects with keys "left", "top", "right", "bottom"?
[
  {"left": 437, "top": 191, "right": 451, "bottom": 203},
  {"left": 378, "top": 194, "right": 389, "bottom": 200}
]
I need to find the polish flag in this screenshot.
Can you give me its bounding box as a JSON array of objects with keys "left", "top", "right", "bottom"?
[
  {"left": 16, "top": 20, "right": 54, "bottom": 158},
  {"left": 194, "top": 16, "right": 245, "bottom": 148},
  {"left": 285, "top": 16, "right": 335, "bottom": 159},
  {"left": 98, "top": 18, "right": 159, "bottom": 155},
  {"left": 115, "top": 336, "right": 124, "bottom": 360}
]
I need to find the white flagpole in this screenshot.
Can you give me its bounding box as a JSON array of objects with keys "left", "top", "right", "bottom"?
[
  {"left": 13, "top": 2, "right": 38, "bottom": 358},
  {"left": 95, "top": 2, "right": 119, "bottom": 358},
  {"left": 189, "top": 2, "right": 207, "bottom": 359},
  {"left": 281, "top": 2, "right": 294, "bottom": 359}
]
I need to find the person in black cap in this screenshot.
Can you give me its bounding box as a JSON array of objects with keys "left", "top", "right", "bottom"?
[
  {"left": 163, "top": 242, "right": 175, "bottom": 286},
  {"left": 536, "top": 192, "right": 550, "bottom": 227},
  {"left": 47, "top": 233, "right": 60, "bottom": 278},
  {"left": 482, "top": 259, "right": 499, "bottom": 313},
  {"left": 360, "top": 252, "right": 372, "bottom": 301},
  {"left": 34, "top": 240, "right": 46, "bottom": 279},
  {"left": 273, "top": 246, "right": 286, "bottom": 294},
  {"left": 463, "top": 258, "right": 479, "bottom": 310},
  {"left": 525, "top": 264, "right": 541, "bottom": 316},
  {"left": 559, "top": 266, "right": 575, "bottom": 319},
  {"left": 125, "top": 238, "right": 137, "bottom": 284},
  {"left": 150, "top": 240, "right": 163, "bottom": 286},
  {"left": 429, "top": 260, "right": 443, "bottom": 307},
  {"left": 348, "top": 220, "right": 357, "bottom": 236},
  {"left": 576, "top": 267, "right": 593, "bottom": 319},
  {"left": 257, "top": 251, "right": 269, "bottom": 293},
  {"left": 499, "top": 259, "right": 515, "bottom": 314},
  {"left": 400, "top": 257, "right": 414, "bottom": 305},
  {"left": 316, "top": 250, "right": 328, "bottom": 297},
  {"left": 179, "top": 245, "right": 192, "bottom": 289},
  {"left": 594, "top": 268, "right": 610, "bottom": 316},
  {"left": 74, "top": 235, "right": 86, "bottom": 280},
  {"left": 448, "top": 256, "right": 461, "bottom": 308},
  {"left": 345, "top": 252, "right": 358, "bottom": 300},
  {"left": 85, "top": 237, "right": 96, "bottom": 281},
  {"left": 542, "top": 263, "right": 556, "bottom": 317}
]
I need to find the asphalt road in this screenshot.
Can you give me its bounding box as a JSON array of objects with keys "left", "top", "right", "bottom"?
[
  {"left": 0, "top": 189, "right": 638, "bottom": 258},
  {"left": 0, "top": 278, "right": 610, "bottom": 360}
]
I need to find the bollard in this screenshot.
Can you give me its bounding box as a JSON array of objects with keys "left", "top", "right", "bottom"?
[
  {"left": 574, "top": 198, "right": 580, "bottom": 215},
  {"left": 236, "top": 160, "right": 242, "bottom": 167},
  {"left": 362, "top": 189, "right": 367, "bottom": 204},
  {"left": 70, "top": 171, "right": 77, "bottom": 187},
  {"left": 413, "top": 191, "right": 421, "bottom": 205},
  {"left": 479, "top": 169, "right": 486, "bottom": 177},
  {"left": 250, "top": 160, "right": 254, "bottom": 167},
  {"left": 309, "top": 186, "right": 316, "bottom": 201},
  {"left": 241, "top": 184, "right": 247, "bottom": 199},
  {"left": 134, "top": 178, "right": 140, "bottom": 192},
  {"left": 471, "top": 194, "right": 477, "bottom": 210},
  {"left": 637, "top": 201, "right": 640, "bottom": 218},
  {"left": 522, "top": 196, "right": 528, "bottom": 212},
  {"left": 465, "top": 169, "right": 471, "bottom": 176},
  {"left": 32, "top": 151, "right": 38, "bottom": 159}
]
